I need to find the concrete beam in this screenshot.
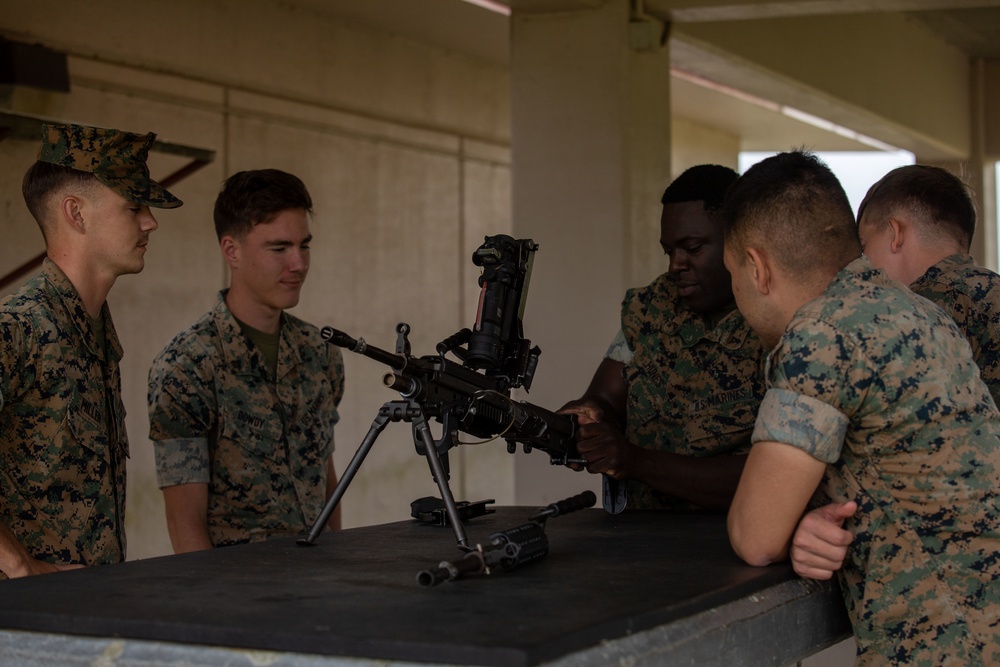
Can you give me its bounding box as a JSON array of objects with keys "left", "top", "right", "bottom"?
[
  {"left": 646, "top": 0, "right": 1000, "bottom": 22},
  {"left": 672, "top": 12, "right": 971, "bottom": 159}
]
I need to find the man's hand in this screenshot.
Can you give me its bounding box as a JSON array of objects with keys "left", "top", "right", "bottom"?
[
  {"left": 573, "top": 421, "right": 636, "bottom": 479},
  {"left": 558, "top": 398, "right": 606, "bottom": 425},
  {"left": 790, "top": 501, "right": 857, "bottom": 580},
  {"left": 558, "top": 358, "right": 627, "bottom": 429},
  {"left": 0, "top": 524, "right": 85, "bottom": 578},
  {"left": 5, "top": 558, "right": 85, "bottom": 579}
]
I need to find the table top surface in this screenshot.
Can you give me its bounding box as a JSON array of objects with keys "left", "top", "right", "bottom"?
[{"left": 0, "top": 506, "right": 810, "bottom": 666}]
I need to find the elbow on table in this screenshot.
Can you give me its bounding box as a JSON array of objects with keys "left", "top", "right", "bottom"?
[{"left": 727, "top": 515, "right": 785, "bottom": 568}]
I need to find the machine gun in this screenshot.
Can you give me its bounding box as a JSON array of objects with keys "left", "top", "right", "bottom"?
[
  {"left": 298, "top": 235, "right": 622, "bottom": 552},
  {"left": 320, "top": 323, "right": 580, "bottom": 465},
  {"left": 416, "top": 490, "right": 596, "bottom": 587}
]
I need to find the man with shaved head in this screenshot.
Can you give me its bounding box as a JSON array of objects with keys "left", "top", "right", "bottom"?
[{"left": 723, "top": 150, "right": 1000, "bottom": 665}]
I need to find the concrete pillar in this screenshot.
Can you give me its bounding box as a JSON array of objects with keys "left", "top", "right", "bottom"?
[
  {"left": 922, "top": 59, "right": 1000, "bottom": 271},
  {"left": 509, "top": 0, "right": 672, "bottom": 505},
  {"left": 971, "top": 59, "right": 999, "bottom": 271}
]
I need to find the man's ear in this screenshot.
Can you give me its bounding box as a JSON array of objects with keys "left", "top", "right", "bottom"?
[
  {"left": 220, "top": 236, "right": 239, "bottom": 268},
  {"left": 745, "top": 247, "right": 772, "bottom": 295},
  {"left": 59, "top": 195, "right": 87, "bottom": 235},
  {"left": 887, "top": 218, "right": 905, "bottom": 253}
]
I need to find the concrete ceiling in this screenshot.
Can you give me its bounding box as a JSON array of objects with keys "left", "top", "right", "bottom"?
[
  {"left": 645, "top": 0, "right": 1000, "bottom": 60},
  {"left": 294, "top": 0, "right": 1000, "bottom": 153},
  {"left": 907, "top": 5, "right": 1000, "bottom": 60}
]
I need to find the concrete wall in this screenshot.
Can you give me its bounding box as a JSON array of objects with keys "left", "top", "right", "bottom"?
[
  {"left": 671, "top": 116, "right": 740, "bottom": 178},
  {"left": 1, "top": 0, "right": 518, "bottom": 560}
]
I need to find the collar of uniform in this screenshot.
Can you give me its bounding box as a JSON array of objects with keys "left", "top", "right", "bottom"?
[
  {"left": 211, "top": 291, "right": 264, "bottom": 377},
  {"left": 705, "top": 307, "right": 751, "bottom": 349},
  {"left": 41, "top": 257, "right": 123, "bottom": 363},
  {"left": 648, "top": 277, "right": 748, "bottom": 350},
  {"left": 835, "top": 256, "right": 881, "bottom": 287},
  {"left": 674, "top": 305, "right": 749, "bottom": 350},
  {"left": 916, "top": 253, "right": 976, "bottom": 286},
  {"left": 211, "top": 290, "right": 305, "bottom": 379},
  {"left": 275, "top": 314, "right": 308, "bottom": 380},
  {"left": 811, "top": 256, "right": 888, "bottom": 308}
]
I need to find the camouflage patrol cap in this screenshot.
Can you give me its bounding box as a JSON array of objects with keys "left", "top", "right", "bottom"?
[{"left": 36, "top": 123, "right": 183, "bottom": 209}]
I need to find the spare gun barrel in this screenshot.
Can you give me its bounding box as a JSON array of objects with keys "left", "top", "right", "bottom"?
[
  {"left": 530, "top": 490, "right": 596, "bottom": 521},
  {"left": 416, "top": 551, "right": 485, "bottom": 587},
  {"left": 416, "top": 490, "right": 595, "bottom": 587}
]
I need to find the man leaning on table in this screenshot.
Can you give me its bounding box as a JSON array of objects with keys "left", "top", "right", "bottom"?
[{"left": 723, "top": 150, "right": 1000, "bottom": 665}]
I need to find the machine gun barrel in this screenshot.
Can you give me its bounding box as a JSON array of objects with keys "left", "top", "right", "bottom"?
[{"left": 321, "top": 326, "right": 406, "bottom": 371}]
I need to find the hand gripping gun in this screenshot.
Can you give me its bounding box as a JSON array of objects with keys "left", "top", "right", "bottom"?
[
  {"left": 297, "top": 236, "right": 586, "bottom": 551},
  {"left": 416, "top": 490, "right": 596, "bottom": 587}
]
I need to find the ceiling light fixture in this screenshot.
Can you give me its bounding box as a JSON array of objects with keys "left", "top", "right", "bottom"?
[{"left": 459, "top": 0, "right": 511, "bottom": 15}]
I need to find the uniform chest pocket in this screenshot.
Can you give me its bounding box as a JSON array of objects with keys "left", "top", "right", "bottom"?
[
  {"left": 624, "top": 367, "right": 668, "bottom": 429},
  {"left": 24, "top": 398, "right": 113, "bottom": 515},
  {"left": 219, "top": 407, "right": 285, "bottom": 462},
  {"left": 289, "top": 392, "right": 336, "bottom": 456},
  {"left": 67, "top": 396, "right": 111, "bottom": 463},
  {"left": 625, "top": 357, "right": 761, "bottom": 456}
]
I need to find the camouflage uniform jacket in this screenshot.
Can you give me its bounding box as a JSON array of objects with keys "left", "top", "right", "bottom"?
[
  {"left": 0, "top": 259, "right": 128, "bottom": 577},
  {"left": 753, "top": 257, "right": 1000, "bottom": 665},
  {"left": 620, "top": 272, "right": 765, "bottom": 510},
  {"left": 910, "top": 253, "right": 1000, "bottom": 406},
  {"left": 148, "top": 292, "right": 344, "bottom": 546}
]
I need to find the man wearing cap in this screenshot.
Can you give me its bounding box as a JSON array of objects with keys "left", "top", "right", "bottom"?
[
  {"left": 148, "top": 169, "right": 344, "bottom": 552},
  {"left": 0, "top": 123, "right": 181, "bottom": 578}
]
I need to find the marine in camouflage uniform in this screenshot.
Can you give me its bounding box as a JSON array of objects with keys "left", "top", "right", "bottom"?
[
  {"left": 616, "top": 272, "right": 764, "bottom": 510},
  {"left": 909, "top": 253, "right": 1000, "bottom": 405},
  {"left": 564, "top": 165, "right": 762, "bottom": 511},
  {"left": 855, "top": 164, "right": 1000, "bottom": 409},
  {"left": 0, "top": 260, "right": 128, "bottom": 574},
  {"left": 754, "top": 257, "right": 1000, "bottom": 664},
  {"left": 0, "top": 123, "right": 180, "bottom": 579},
  {"left": 148, "top": 292, "right": 344, "bottom": 547}
]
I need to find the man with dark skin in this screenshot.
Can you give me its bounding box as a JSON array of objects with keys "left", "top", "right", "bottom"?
[{"left": 561, "top": 165, "right": 765, "bottom": 511}]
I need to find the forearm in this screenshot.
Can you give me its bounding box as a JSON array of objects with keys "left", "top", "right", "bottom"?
[
  {"left": 728, "top": 441, "right": 827, "bottom": 567},
  {"left": 161, "top": 484, "right": 214, "bottom": 553},
  {"left": 166, "top": 518, "right": 214, "bottom": 553},
  {"left": 628, "top": 449, "right": 747, "bottom": 511}
]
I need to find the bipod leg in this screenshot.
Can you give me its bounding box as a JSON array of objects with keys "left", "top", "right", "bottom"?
[
  {"left": 297, "top": 406, "right": 393, "bottom": 546},
  {"left": 412, "top": 411, "right": 471, "bottom": 550}
]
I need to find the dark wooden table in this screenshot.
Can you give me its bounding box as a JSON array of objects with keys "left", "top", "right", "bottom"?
[{"left": 0, "top": 507, "right": 851, "bottom": 666}]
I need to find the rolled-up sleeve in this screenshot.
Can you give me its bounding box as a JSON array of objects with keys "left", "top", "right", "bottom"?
[{"left": 753, "top": 388, "right": 849, "bottom": 463}]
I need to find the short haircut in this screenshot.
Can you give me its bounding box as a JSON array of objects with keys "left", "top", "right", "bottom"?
[
  {"left": 213, "top": 169, "right": 313, "bottom": 241},
  {"left": 856, "top": 165, "right": 976, "bottom": 252},
  {"left": 22, "top": 161, "right": 99, "bottom": 233},
  {"left": 661, "top": 164, "right": 739, "bottom": 213},
  {"left": 722, "top": 151, "right": 861, "bottom": 276}
]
